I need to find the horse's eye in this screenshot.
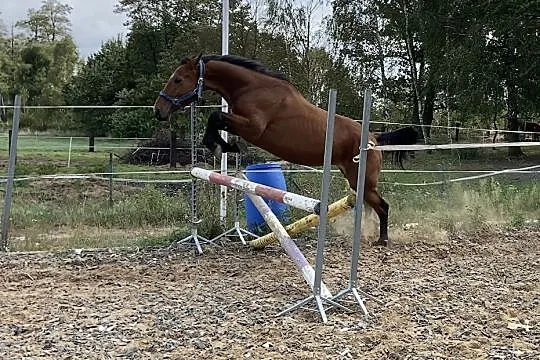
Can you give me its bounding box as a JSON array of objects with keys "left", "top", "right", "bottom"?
[{"left": 174, "top": 78, "right": 182, "bottom": 84}]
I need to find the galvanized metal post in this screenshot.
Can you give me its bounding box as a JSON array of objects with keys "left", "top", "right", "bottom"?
[
  {"left": 312, "top": 89, "right": 338, "bottom": 321},
  {"left": 277, "top": 90, "right": 352, "bottom": 322},
  {"left": 1, "top": 95, "right": 22, "bottom": 251},
  {"left": 332, "top": 89, "right": 382, "bottom": 313},
  {"left": 349, "top": 89, "right": 372, "bottom": 292},
  {"left": 314, "top": 90, "right": 336, "bottom": 284}
]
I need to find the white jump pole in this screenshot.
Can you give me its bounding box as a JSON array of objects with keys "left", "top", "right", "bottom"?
[
  {"left": 246, "top": 192, "right": 333, "bottom": 299},
  {"left": 191, "top": 167, "right": 322, "bottom": 214}
]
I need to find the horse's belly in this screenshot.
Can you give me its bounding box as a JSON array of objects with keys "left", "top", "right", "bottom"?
[{"left": 256, "top": 136, "right": 326, "bottom": 166}]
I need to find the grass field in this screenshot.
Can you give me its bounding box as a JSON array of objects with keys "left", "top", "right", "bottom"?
[{"left": 1, "top": 134, "right": 539, "bottom": 251}]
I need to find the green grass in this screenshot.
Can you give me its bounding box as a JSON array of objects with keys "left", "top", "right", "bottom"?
[
  {"left": 1, "top": 134, "right": 194, "bottom": 182},
  {"left": 1, "top": 134, "right": 539, "bottom": 251}
]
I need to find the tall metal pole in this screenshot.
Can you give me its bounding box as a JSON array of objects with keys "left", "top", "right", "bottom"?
[
  {"left": 1, "top": 95, "right": 22, "bottom": 251},
  {"left": 312, "top": 89, "right": 337, "bottom": 321},
  {"left": 349, "top": 89, "right": 372, "bottom": 292},
  {"left": 313, "top": 90, "right": 336, "bottom": 291},
  {"left": 332, "top": 89, "right": 381, "bottom": 314},
  {"left": 277, "top": 90, "right": 352, "bottom": 322},
  {"left": 219, "top": 0, "right": 230, "bottom": 226}
]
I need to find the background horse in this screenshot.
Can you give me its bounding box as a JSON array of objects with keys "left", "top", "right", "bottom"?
[
  {"left": 523, "top": 121, "right": 540, "bottom": 142},
  {"left": 154, "top": 54, "right": 418, "bottom": 246}
]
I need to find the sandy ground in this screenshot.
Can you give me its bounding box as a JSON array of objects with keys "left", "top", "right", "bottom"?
[{"left": 0, "top": 227, "right": 539, "bottom": 359}]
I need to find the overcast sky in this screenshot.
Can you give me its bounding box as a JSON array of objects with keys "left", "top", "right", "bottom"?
[{"left": 0, "top": 0, "right": 128, "bottom": 59}]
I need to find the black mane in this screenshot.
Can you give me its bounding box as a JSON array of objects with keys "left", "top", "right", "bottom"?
[{"left": 198, "top": 55, "right": 289, "bottom": 82}]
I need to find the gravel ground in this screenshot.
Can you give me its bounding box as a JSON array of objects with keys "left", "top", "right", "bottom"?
[{"left": 0, "top": 227, "right": 538, "bottom": 359}]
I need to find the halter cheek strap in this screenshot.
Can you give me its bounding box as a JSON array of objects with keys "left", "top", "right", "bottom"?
[{"left": 159, "top": 59, "right": 206, "bottom": 107}]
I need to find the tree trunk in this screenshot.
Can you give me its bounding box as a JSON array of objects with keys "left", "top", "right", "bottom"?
[
  {"left": 422, "top": 68, "right": 436, "bottom": 140},
  {"left": 373, "top": 15, "right": 389, "bottom": 120},
  {"left": 402, "top": 0, "right": 426, "bottom": 142},
  {"left": 506, "top": 82, "right": 524, "bottom": 157},
  {"left": 422, "top": 82, "right": 435, "bottom": 140}
]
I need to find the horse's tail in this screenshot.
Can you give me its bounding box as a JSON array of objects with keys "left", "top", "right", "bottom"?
[{"left": 375, "top": 126, "right": 419, "bottom": 169}]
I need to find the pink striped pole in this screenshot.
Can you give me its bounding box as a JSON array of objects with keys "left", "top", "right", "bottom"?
[
  {"left": 191, "top": 167, "right": 322, "bottom": 214},
  {"left": 245, "top": 192, "right": 333, "bottom": 299}
]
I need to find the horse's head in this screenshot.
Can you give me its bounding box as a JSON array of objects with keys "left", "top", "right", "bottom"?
[{"left": 154, "top": 53, "right": 205, "bottom": 121}]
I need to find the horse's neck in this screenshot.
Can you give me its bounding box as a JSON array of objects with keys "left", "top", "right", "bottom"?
[{"left": 204, "top": 61, "right": 256, "bottom": 105}]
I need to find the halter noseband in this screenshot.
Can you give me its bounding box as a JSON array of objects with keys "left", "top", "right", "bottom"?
[{"left": 159, "top": 59, "right": 206, "bottom": 107}]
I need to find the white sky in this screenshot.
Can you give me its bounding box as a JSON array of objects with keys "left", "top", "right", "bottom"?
[
  {"left": 0, "top": 0, "right": 128, "bottom": 59},
  {"left": 1, "top": 0, "right": 330, "bottom": 59}
]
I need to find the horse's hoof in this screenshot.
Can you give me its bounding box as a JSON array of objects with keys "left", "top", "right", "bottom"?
[
  {"left": 373, "top": 238, "right": 390, "bottom": 247},
  {"left": 213, "top": 145, "right": 223, "bottom": 159}
]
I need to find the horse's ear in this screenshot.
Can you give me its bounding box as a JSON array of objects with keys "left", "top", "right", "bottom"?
[{"left": 194, "top": 52, "right": 203, "bottom": 63}]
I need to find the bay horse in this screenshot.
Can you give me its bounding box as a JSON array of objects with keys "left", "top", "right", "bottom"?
[
  {"left": 523, "top": 121, "right": 540, "bottom": 142},
  {"left": 154, "top": 54, "right": 418, "bottom": 246}
]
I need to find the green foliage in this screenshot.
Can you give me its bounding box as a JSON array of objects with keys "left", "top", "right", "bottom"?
[
  {"left": 4, "top": 0, "right": 538, "bottom": 144},
  {"left": 16, "top": 0, "right": 72, "bottom": 42},
  {"left": 11, "top": 185, "right": 189, "bottom": 229},
  {"left": 65, "top": 37, "right": 128, "bottom": 136},
  {"left": 108, "top": 107, "right": 155, "bottom": 138},
  {"left": 0, "top": 1, "right": 78, "bottom": 131},
  {"left": 329, "top": 0, "right": 540, "bottom": 144}
]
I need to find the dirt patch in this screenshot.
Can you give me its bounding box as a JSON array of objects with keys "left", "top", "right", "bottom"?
[{"left": 0, "top": 227, "right": 539, "bottom": 359}]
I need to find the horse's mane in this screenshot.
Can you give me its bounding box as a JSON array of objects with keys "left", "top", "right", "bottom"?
[{"left": 181, "top": 55, "right": 289, "bottom": 82}]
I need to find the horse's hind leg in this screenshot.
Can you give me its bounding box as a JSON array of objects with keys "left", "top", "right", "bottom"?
[
  {"left": 364, "top": 188, "right": 390, "bottom": 246},
  {"left": 342, "top": 156, "right": 389, "bottom": 246}
]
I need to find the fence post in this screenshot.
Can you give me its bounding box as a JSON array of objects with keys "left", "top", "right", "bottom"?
[
  {"left": 454, "top": 122, "right": 460, "bottom": 142},
  {"left": 8, "top": 129, "right": 12, "bottom": 155},
  {"left": 89, "top": 136, "right": 95, "bottom": 152},
  {"left": 108, "top": 153, "right": 114, "bottom": 207},
  {"left": 67, "top": 136, "right": 73, "bottom": 167},
  {"left": 170, "top": 129, "right": 177, "bottom": 168},
  {"left": 1, "top": 95, "right": 22, "bottom": 251}
]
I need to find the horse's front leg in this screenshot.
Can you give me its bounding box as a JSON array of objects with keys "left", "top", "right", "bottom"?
[{"left": 202, "top": 111, "right": 251, "bottom": 159}]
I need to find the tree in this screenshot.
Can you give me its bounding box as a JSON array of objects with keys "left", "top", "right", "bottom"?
[
  {"left": 329, "top": 0, "right": 539, "bottom": 149},
  {"left": 441, "top": 0, "right": 539, "bottom": 155},
  {"left": 66, "top": 38, "right": 129, "bottom": 137},
  {"left": 0, "top": 15, "right": 11, "bottom": 96},
  {"left": 16, "top": 8, "right": 49, "bottom": 41},
  {"left": 264, "top": 0, "right": 325, "bottom": 103},
  {"left": 16, "top": 0, "right": 72, "bottom": 42},
  {"left": 40, "top": 0, "right": 73, "bottom": 41}
]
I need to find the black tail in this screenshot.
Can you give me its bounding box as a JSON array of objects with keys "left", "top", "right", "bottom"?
[{"left": 376, "top": 126, "right": 419, "bottom": 169}]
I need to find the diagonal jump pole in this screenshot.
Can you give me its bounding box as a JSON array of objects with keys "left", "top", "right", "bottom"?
[{"left": 332, "top": 89, "right": 381, "bottom": 313}]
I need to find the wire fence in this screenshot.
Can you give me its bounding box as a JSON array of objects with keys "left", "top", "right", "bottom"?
[
  {"left": 1, "top": 109, "right": 538, "bottom": 252},
  {"left": 2, "top": 141, "right": 538, "bottom": 187},
  {"left": 1, "top": 102, "right": 538, "bottom": 136},
  {"left": 0, "top": 102, "right": 538, "bottom": 191}
]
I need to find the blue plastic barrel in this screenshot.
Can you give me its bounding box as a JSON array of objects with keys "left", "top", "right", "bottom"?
[{"left": 244, "top": 162, "right": 290, "bottom": 234}]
